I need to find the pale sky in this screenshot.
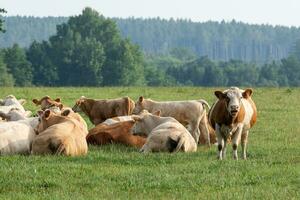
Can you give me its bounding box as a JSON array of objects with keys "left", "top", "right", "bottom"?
[{"left": 1, "top": 0, "right": 300, "bottom": 27}]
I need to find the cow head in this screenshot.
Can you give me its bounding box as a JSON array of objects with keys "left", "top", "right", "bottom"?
[
  {"left": 32, "top": 96, "right": 62, "bottom": 111},
  {"left": 131, "top": 109, "right": 160, "bottom": 135},
  {"left": 0, "top": 108, "right": 32, "bottom": 121},
  {"left": 3, "top": 95, "right": 26, "bottom": 107},
  {"left": 36, "top": 109, "right": 53, "bottom": 133},
  {"left": 72, "top": 96, "right": 86, "bottom": 113},
  {"left": 132, "top": 96, "right": 145, "bottom": 114},
  {"left": 215, "top": 87, "right": 253, "bottom": 117}
]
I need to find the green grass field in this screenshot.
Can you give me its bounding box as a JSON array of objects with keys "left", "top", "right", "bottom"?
[{"left": 0, "top": 87, "right": 299, "bottom": 199}]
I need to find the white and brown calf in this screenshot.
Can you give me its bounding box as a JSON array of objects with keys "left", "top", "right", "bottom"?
[
  {"left": 208, "top": 87, "right": 257, "bottom": 160},
  {"left": 132, "top": 97, "right": 210, "bottom": 145}
]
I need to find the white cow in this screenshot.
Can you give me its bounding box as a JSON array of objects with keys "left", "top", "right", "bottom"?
[
  {"left": 132, "top": 110, "right": 197, "bottom": 153},
  {"left": 0, "top": 108, "right": 32, "bottom": 121},
  {"left": 0, "top": 109, "right": 38, "bottom": 155},
  {"left": 0, "top": 95, "right": 26, "bottom": 115},
  {"left": 133, "top": 96, "right": 210, "bottom": 145}
]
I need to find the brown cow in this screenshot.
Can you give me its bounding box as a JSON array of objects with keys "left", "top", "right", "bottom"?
[
  {"left": 72, "top": 96, "right": 135, "bottom": 125},
  {"left": 32, "top": 96, "right": 62, "bottom": 111},
  {"left": 33, "top": 96, "right": 88, "bottom": 135},
  {"left": 87, "top": 116, "right": 146, "bottom": 148},
  {"left": 31, "top": 109, "right": 88, "bottom": 156},
  {"left": 208, "top": 87, "right": 257, "bottom": 160}
]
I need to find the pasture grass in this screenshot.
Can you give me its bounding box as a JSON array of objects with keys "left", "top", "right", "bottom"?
[{"left": 0, "top": 87, "right": 299, "bottom": 199}]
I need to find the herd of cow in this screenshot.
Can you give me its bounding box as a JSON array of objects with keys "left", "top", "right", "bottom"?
[{"left": 0, "top": 87, "right": 257, "bottom": 160}]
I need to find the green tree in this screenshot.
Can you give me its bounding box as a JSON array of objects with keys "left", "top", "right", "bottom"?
[
  {"left": 280, "top": 55, "right": 300, "bottom": 86},
  {"left": 47, "top": 7, "right": 144, "bottom": 86},
  {"left": 3, "top": 44, "right": 33, "bottom": 86},
  {"left": 0, "top": 52, "right": 14, "bottom": 86},
  {"left": 26, "top": 41, "right": 58, "bottom": 86},
  {"left": 0, "top": 8, "right": 6, "bottom": 32},
  {"left": 169, "top": 47, "right": 196, "bottom": 61},
  {"left": 103, "top": 39, "right": 145, "bottom": 86}
]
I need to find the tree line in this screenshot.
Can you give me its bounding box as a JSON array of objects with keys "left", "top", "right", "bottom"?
[
  {"left": 0, "top": 7, "right": 300, "bottom": 87},
  {"left": 2, "top": 15, "right": 300, "bottom": 63}
]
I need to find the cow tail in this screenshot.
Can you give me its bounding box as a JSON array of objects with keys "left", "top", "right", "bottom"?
[
  {"left": 124, "top": 97, "right": 134, "bottom": 115},
  {"left": 56, "top": 143, "right": 67, "bottom": 155},
  {"left": 198, "top": 99, "right": 210, "bottom": 110},
  {"left": 55, "top": 139, "right": 70, "bottom": 156},
  {"left": 167, "top": 135, "right": 185, "bottom": 153}
]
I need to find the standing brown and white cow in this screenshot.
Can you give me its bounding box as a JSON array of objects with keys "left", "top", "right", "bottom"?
[{"left": 208, "top": 87, "right": 257, "bottom": 160}]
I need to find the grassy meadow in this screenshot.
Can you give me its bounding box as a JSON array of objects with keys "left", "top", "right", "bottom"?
[{"left": 0, "top": 87, "right": 299, "bottom": 199}]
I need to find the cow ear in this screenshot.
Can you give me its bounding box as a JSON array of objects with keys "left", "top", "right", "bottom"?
[
  {"left": 18, "top": 99, "right": 26, "bottom": 105},
  {"left": 32, "top": 99, "right": 40, "bottom": 105},
  {"left": 61, "top": 109, "right": 71, "bottom": 116},
  {"left": 215, "top": 91, "right": 226, "bottom": 99},
  {"left": 153, "top": 110, "right": 161, "bottom": 116},
  {"left": 139, "top": 96, "right": 144, "bottom": 103},
  {"left": 54, "top": 98, "right": 61, "bottom": 103},
  {"left": 242, "top": 88, "right": 253, "bottom": 99},
  {"left": 44, "top": 110, "right": 51, "bottom": 120},
  {"left": 0, "top": 111, "right": 9, "bottom": 120},
  {"left": 58, "top": 104, "right": 64, "bottom": 110},
  {"left": 37, "top": 110, "right": 44, "bottom": 117},
  {"left": 25, "top": 111, "right": 32, "bottom": 117}
]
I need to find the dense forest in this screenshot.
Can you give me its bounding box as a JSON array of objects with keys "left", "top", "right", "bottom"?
[
  {"left": 0, "top": 7, "right": 300, "bottom": 87},
  {"left": 1, "top": 15, "right": 300, "bottom": 63}
]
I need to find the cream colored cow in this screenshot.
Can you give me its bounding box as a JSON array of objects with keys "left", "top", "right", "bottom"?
[
  {"left": 133, "top": 97, "right": 210, "bottom": 145},
  {"left": 131, "top": 110, "right": 197, "bottom": 153},
  {"left": 31, "top": 110, "right": 88, "bottom": 156}
]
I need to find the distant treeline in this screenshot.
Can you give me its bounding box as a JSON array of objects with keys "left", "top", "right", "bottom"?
[
  {"left": 1, "top": 15, "right": 300, "bottom": 63},
  {"left": 0, "top": 8, "right": 300, "bottom": 87}
]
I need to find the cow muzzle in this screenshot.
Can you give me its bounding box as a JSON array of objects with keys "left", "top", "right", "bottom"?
[{"left": 229, "top": 105, "right": 239, "bottom": 116}]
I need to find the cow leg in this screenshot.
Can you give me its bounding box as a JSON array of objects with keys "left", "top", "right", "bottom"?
[
  {"left": 190, "top": 121, "right": 200, "bottom": 144},
  {"left": 232, "top": 126, "right": 243, "bottom": 160},
  {"left": 241, "top": 130, "right": 249, "bottom": 159},
  {"left": 216, "top": 124, "right": 224, "bottom": 160},
  {"left": 222, "top": 139, "right": 227, "bottom": 159},
  {"left": 140, "top": 143, "right": 151, "bottom": 153},
  {"left": 199, "top": 115, "right": 211, "bottom": 147}
]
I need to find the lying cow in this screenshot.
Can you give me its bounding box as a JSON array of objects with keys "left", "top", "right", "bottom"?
[
  {"left": 132, "top": 96, "right": 210, "bottom": 145},
  {"left": 0, "top": 95, "right": 26, "bottom": 114},
  {"left": 33, "top": 96, "right": 88, "bottom": 135},
  {"left": 87, "top": 116, "right": 146, "bottom": 148},
  {"left": 132, "top": 110, "right": 197, "bottom": 153},
  {"left": 72, "top": 96, "right": 135, "bottom": 125},
  {"left": 0, "top": 109, "right": 39, "bottom": 155},
  {"left": 208, "top": 87, "right": 257, "bottom": 160},
  {"left": 31, "top": 109, "right": 88, "bottom": 156},
  {"left": 0, "top": 108, "right": 32, "bottom": 121}
]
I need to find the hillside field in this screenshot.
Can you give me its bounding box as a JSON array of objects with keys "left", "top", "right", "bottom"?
[{"left": 0, "top": 87, "right": 299, "bottom": 199}]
